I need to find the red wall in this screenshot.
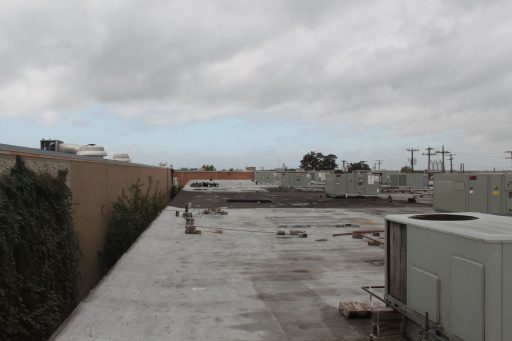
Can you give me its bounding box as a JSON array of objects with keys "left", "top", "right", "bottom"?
[{"left": 174, "top": 171, "right": 254, "bottom": 186}]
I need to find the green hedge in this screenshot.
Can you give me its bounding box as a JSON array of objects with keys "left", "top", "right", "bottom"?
[
  {"left": 0, "top": 157, "right": 80, "bottom": 341},
  {"left": 103, "top": 177, "right": 167, "bottom": 271}
]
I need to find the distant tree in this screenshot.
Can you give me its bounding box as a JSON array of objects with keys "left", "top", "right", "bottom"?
[
  {"left": 400, "top": 166, "right": 413, "bottom": 173},
  {"left": 202, "top": 164, "right": 215, "bottom": 171},
  {"left": 300, "top": 151, "right": 338, "bottom": 171},
  {"left": 347, "top": 161, "right": 371, "bottom": 172},
  {"left": 318, "top": 154, "right": 338, "bottom": 171},
  {"left": 300, "top": 151, "right": 321, "bottom": 171}
]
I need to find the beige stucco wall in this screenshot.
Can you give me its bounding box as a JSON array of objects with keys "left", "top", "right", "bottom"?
[{"left": 0, "top": 149, "right": 171, "bottom": 298}]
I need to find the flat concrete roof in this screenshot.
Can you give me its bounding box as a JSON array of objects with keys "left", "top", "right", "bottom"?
[
  {"left": 172, "top": 181, "right": 432, "bottom": 210},
  {"left": 52, "top": 202, "right": 432, "bottom": 341},
  {"left": 386, "top": 212, "right": 512, "bottom": 243}
]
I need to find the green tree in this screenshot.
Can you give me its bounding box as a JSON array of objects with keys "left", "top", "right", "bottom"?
[
  {"left": 348, "top": 161, "right": 371, "bottom": 172},
  {"left": 400, "top": 166, "right": 413, "bottom": 173},
  {"left": 300, "top": 151, "right": 338, "bottom": 171},
  {"left": 202, "top": 164, "right": 215, "bottom": 171},
  {"left": 318, "top": 154, "right": 338, "bottom": 170},
  {"left": 103, "top": 177, "right": 167, "bottom": 271}
]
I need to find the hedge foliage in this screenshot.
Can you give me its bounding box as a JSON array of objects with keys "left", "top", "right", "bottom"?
[
  {"left": 170, "top": 184, "right": 182, "bottom": 199},
  {"left": 103, "top": 177, "right": 167, "bottom": 271},
  {"left": 0, "top": 157, "right": 80, "bottom": 341}
]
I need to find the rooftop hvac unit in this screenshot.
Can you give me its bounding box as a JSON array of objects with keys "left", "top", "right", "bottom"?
[
  {"left": 434, "top": 173, "right": 512, "bottom": 215},
  {"left": 325, "top": 173, "right": 381, "bottom": 197},
  {"left": 390, "top": 173, "right": 406, "bottom": 187},
  {"left": 40, "top": 139, "right": 63, "bottom": 151},
  {"left": 112, "top": 154, "right": 131, "bottom": 163},
  {"left": 255, "top": 171, "right": 277, "bottom": 185},
  {"left": 381, "top": 212, "right": 512, "bottom": 341},
  {"left": 277, "top": 172, "right": 309, "bottom": 187},
  {"left": 77, "top": 144, "right": 107, "bottom": 158},
  {"left": 390, "top": 173, "right": 428, "bottom": 188}
]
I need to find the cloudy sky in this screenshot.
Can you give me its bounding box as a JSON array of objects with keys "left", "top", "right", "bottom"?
[{"left": 1, "top": 0, "right": 511, "bottom": 170}]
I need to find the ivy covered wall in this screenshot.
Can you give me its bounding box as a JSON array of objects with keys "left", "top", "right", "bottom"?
[{"left": 0, "top": 157, "right": 80, "bottom": 340}]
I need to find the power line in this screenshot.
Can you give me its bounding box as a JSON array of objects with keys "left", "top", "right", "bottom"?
[
  {"left": 506, "top": 151, "right": 512, "bottom": 168},
  {"left": 341, "top": 160, "right": 347, "bottom": 171},
  {"left": 423, "top": 147, "right": 435, "bottom": 177},
  {"left": 448, "top": 153, "right": 456, "bottom": 173},
  {"left": 406, "top": 148, "right": 419, "bottom": 172},
  {"left": 436, "top": 145, "right": 451, "bottom": 173},
  {"left": 375, "top": 160, "right": 383, "bottom": 171}
]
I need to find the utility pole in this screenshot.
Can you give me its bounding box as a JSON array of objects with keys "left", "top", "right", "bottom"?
[
  {"left": 448, "top": 153, "right": 456, "bottom": 173},
  {"left": 375, "top": 160, "right": 383, "bottom": 171},
  {"left": 506, "top": 151, "right": 512, "bottom": 168},
  {"left": 423, "top": 147, "right": 435, "bottom": 178},
  {"left": 406, "top": 148, "right": 419, "bottom": 172},
  {"left": 436, "top": 145, "right": 451, "bottom": 173}
]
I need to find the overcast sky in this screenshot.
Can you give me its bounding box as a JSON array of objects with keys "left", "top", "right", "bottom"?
[{"left": 1, "top": 0, "right": 511, "bottom": 170}]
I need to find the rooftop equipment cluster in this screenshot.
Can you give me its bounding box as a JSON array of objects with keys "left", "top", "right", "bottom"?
[{"left": 40, "top": 139, "right": 130, "bottom": 162}]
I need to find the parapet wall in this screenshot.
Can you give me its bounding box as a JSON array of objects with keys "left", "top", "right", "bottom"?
[
  {"left": 0, "top": 144, "right": 171, "bottom": 298},
  {"left": 174, "top": 170, "right": 254, "bottom": 186}
]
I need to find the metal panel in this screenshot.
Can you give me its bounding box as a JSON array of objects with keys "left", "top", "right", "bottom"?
[
  {"left": 365, "top": 174, "right": 381, "bottom": 195},
  {"left": 468, "top": 175, "right": 488, "bottom": 213},
  {"left": 504, "top": 244, "right": 512, "bottom": 341},
  {"left": 325, "top": 174, "right": 345, "bottom": 197},
  {"left": 433, "top": 176, "right": 467, "bottom": 212},
  {"left": 489, "top": 175, "right": 503, "bottom": 214},
  {"left": 355, "top": 174, "right": 364, "bottom": 194},
  {"left": 408, "top": 266, "right": 440, "bottom": 323},
  {"left": 451, "top": 256, "right": 484, "bottom": 341},
  {"left": 325, "top": 174, "right": 337, "bottom": 196},
  {"left": 387, "top": 222, "right": 407, "bottom": 304},
  {"left": 505, "top": 174, "right": 512, "bottom": 215}
]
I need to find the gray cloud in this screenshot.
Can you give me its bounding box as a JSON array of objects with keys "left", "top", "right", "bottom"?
[{"left": 1, "top": 0, "right": 511, "bottom": 153}]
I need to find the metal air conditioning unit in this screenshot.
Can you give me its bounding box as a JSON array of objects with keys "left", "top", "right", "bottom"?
[
  {"left": 325, "top": 173, "right": 381, "bottom": 197},
  {"left": 383, "top": 212, "right": 512, "bottom": 341},
  {"left": 277, "top": 172, "right": 309, "bottom": 187},
  {"left": 390, "top": 173, "right": 428, "bottom": 188},
  {"left": 434, "top": 173, "right": 512, "bottom": 215},
  {"left": 255, "top": 171, "right": 277, "bottom": 185}
]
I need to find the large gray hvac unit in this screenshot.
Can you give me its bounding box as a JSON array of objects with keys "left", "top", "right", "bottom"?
[
  {"left": 383, "top": 213, "right": 512, "bottom": 341},
  {"left": 390, "top": 173, "right": 428, "bottom": 188},
  {"left": 325, "top": 173, "right": 381, "bottom": 197},
  {"left": 434, "top": 173, "right": 512, "bottom": 216},
  {"left": 254, "top": 171, "right": 277, "bottom": 185},
  {"left": 311, "top": 171, "right": 332, "bottom": 182},
  {"left": 277, "top": 172, "right": 310, "bottom": 187},
  {"left": 379, "top": 171, "right": 399, "bottom": 186}
]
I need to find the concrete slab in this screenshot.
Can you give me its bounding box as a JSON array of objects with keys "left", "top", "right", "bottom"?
[{"left": 52, "top": 205, "right": 432, "bottom": 341}]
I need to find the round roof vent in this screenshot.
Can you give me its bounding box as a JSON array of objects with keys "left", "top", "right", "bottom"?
[
  {"left": 77, "top": 144, "right": 107, "bottom": 158},
  {"left": 112, "top": 153, "right": 131, "bottom": 162},
  {"left": 409, "top": 214, "right": 479, "bottom": 221}
]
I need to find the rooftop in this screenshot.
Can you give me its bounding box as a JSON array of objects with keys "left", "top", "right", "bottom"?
[{"left": 51, "top": 184, "right": 434, "bottom": 340}]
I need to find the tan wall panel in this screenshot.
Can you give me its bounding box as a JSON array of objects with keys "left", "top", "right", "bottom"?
[
  {"left": 69, "top": 161, "right": 108, "bottom": 297},
  {"left": 1, "top": 150, "right": 170, "bottom": 299},
  {"left": 70, "top": 161, "right": 169, "bottom": 297}
]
